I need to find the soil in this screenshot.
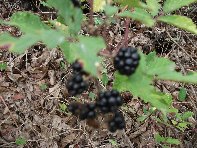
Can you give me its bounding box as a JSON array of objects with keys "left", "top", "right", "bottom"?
[{"left": 0, "top": 1, "right": 197, "bottom": 148}]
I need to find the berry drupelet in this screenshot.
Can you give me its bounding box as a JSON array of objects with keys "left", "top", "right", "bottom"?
[
  {"left": 108, "top": 111, "right": 126, "bottom": 132},
  {"left": 66, "top": 74, "right": 88, "bottom": 96},
  {"left": 114, "top": 47, "right": 140, "bottom": 76},
  {"left": 72, "top": 60, "right": 83, "bottom": 73},
  {"left": 97, "top": 90, "right": 123, "bottom": 113},
  {"left": 79, "top": 103, "right": 97, "bottom": 120}
]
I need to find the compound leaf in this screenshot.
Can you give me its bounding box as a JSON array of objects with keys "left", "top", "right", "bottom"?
[
  {"left": 61, "top": 36, "right": 106, "bottom": 77},
  {"left": 158, "top": 15, "right": 197, "bottom": 35},
  {"left": 118, "top": 8, "right": 155, "bottom": 27},
  {"left": 163, "top": 0, "right": 197, "bottom": 13}
]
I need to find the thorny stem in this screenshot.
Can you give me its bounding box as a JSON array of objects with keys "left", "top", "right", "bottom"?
[{"left": 123, "top": 17, "right": 130, "bottom": 47}]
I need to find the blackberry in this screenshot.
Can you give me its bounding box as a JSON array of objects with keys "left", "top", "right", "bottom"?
[
  {"left": 97, "top": 90, "right": 123, "bottom": 113},
  {"left": 72, "top": 60, "right": 83, "bottom": 73},
  {"left": 79, "top": 103, "right": 97, "bottom": 120},
  {"left": 71, "top": 0, "right": 81, "bottom": 8},
  {"left": 68, "top": 102, "right": 80, "bottom": 115},
  {"left": 114, "top": 47, "right": 140, "bottom": 76},
  {"left": 71, "top": 60, "right": 88, "bottom": 76},
  {"left": 108, "top": 111, "right": 126, "bottom": 132},
  {"left": 66, "top": 74, "right": 88, "bottom": 96}
]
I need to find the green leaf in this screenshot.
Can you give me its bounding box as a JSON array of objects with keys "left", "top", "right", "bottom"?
[
  {"left": 88, "top": 92, "right": 96, "bottom": 100},
  {"left": 93, "top": 0, "right": 106, "bottom": 12},
  {"left": 166, "top": 137, "right": 180, "bottom": 145},
  {"left": 15, "top": 137, "right": 26, "bottom": 146},
  {"left": 155, "top": 133, "right": 166, "bottom": 143},
  {"left": 113, "top": 52, "right": 172, "bottom": 113},
  {"left": 158, "top": 15, "right": 197, "bottom": 35},
  {"left": 40, "top": 1, "right": 52, "bottom": 8},
  {"left": 177, "top": 122, "right": 188, "bottom": 131},
  {"left": 94, "top": 17, "right": 103, "bottom": 25},
  {"left": 118, "top": 8, "right": 155, "bottom": 27},
  {"left": 146, "top": 52, "right": 197, "bottom": 84},
  {"left": 0, "top": 12, "right": 65, "bottom": 54},
  {"left": 0, "top": 33, "right": 39, "bottom": 54},
  {"left": 40, "top": 83, "right": 48, "bottom": 91},
  {"left": 163, "top": 0, "right": 197, "bottom": 13},
  {"left": 109, "top": 139, "right": 118, "bottom": 146},
  {"left": 146, "top": 0, "right": 161, "bottom": 16},
  {"left": 59, "top": 103, "right": 67, "bottom": 112},
  {"left": 104, "top": 5, "right": 118, "bottom": 16},
  {"left": 0, "top": 62, "right": 7, "bottom": 71},
  {"left": 178, "top": 87, "right": 187, "bottom": 101},
  {"left": 102, "top": 72, "right": 108, "bottom": 86},
  {"left": 182, "top": 111, "right": 194, "bottom": 120},
  {"left": 115, "top": 0, "right": 146, "bottom": 8},
  {"left": 114, "top": 51, "right": 197, "bottom": 113},
  {"left": 137, "top": 115, "right": 147, "bottom": 122},
  {"left": 47, "top": 0, "right": 83, "bottom": 34},
  {"left": 60, "top": 36, "right": 106, "bottom": 77}
]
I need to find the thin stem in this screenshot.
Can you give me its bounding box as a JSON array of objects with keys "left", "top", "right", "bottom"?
[
  {"left": 88, "top": 0, "right": 94, "bottom": 25},
  {"left": 123, "top": 17, "right": 130, "bottom": 47}
]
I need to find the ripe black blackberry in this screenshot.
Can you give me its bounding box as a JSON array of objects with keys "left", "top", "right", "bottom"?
[
  {"left": 72, "top": 60, "right": 83, "bottom": 73},
  {"left": 68, "top": 102, "right": 80, "bottom": 115},
  {"left": 97, "top": 90, "right": 123, "bottom": 113},
  {"left": 114, "top": 47, "right": 140, "bottom": 76},
  {"left": 79, "top": 103, "right": 97, "bottom": 120},
  {"left": 66, "top": 74, "right": 88, "bottom": 96},
  {"left": 108, "top": 111, "right": 126, "bottom": 132},
  {"left": 71, "top": 60, "right": 88, "bottom": 76},
  {"left": 71, "top": 0, "right": 81, "bottom": 8}
]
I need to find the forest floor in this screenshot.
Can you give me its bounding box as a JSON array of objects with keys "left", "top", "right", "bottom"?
[{"left": 0, "top": 0, "right": 197, "bottom": 148}]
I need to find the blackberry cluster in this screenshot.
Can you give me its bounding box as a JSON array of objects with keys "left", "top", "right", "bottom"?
[
  {"left": 68, "top": 102, "right": 97, "bottom": 120},
  {"left": 66, "top": 60, "right": 88, "bottom": 96},
  {"left": 66, "top": 74, "right": 88, "bottom": 96},
  {"left": 97, "top": 90, "right": 123, "bottom": 113},
  {"left": 68, "top": 90, "right": 126, "bottom": 132},
  {"left": 114, "top": 47, "right": 140, "bottom": 76},
  {"left": 108, "top": 111, "right": 126, "bottom": 132}
]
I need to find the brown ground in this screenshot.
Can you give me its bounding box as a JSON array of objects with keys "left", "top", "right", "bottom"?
[{"left": 0, "top": 1, "right": 197, "bottom": 148}]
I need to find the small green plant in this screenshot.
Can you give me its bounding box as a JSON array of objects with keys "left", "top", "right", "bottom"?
[
  {"left": 0, "top": 62, "right": 7, "bottom": 71},
  {"left": 59, "top": 103, "right": 67, "bottom": 113},
  {"left": 15, "top": 137, "right": 26, "bottom": 146},
  {"left": 178, "top": 87, "right": 187, "bottom": 101},
  {"left": 155, "top": 133, "right": 180, "bottom": 147},
  {"left": 109, "top": 138, "right": 118, "bottom": 147},
  {"left": 39, "top": 83, "right": 48, "bottom": 91}
]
